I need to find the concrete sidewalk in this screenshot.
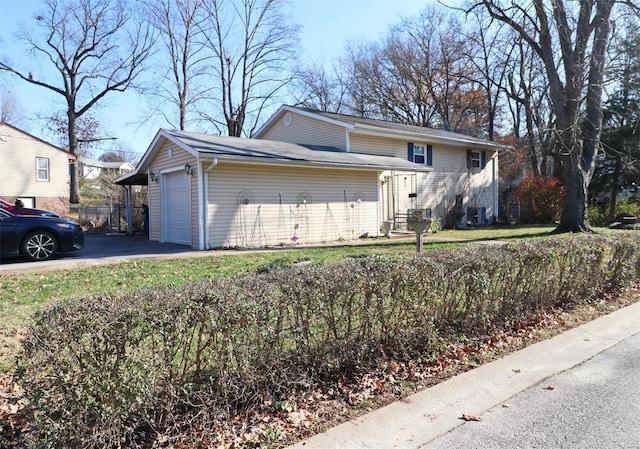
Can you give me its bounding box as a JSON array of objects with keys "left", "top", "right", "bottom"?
[{"left": 289, "top": 301, "right": 640, "bottom": 449}]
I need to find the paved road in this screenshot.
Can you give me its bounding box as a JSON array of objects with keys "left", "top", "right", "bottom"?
[
  {"left": 422, "top": 332, "right": 640, "bottom": 449},
  {"left": 289, "top": 303, "right": 640, "bottom": 449}
]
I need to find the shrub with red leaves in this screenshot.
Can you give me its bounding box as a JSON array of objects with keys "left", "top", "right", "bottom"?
[{"left": 514, "top": 175, "right": 564, "bottom": 224}]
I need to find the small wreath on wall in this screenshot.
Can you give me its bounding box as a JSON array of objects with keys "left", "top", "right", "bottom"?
[
  {"left": 297, "top": 192, "right": 312, "bottom": 207},
  {"left": 237, "top": 190, "right": 255, "bottom": 206},
  {"left": 352, "top": 192, "right": 366, "bottom": 204}
]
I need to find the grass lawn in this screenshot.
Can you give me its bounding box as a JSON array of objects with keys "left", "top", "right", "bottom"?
[
  {"left": 0, "top": 224, "right": 557, "bottom": 370},
  {"left": 0, "top": 225, "right": 637, "bottom": 448}
]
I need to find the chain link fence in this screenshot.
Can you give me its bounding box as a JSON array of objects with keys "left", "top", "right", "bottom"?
[{"left": 73, "top": 204, "right": 145, "bottom": 234}]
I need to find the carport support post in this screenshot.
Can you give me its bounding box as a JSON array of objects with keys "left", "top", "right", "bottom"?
[{"left": 125, "top": 186, "right": 133, "bottom": 234}]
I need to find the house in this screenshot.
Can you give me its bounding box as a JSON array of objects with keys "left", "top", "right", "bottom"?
[
  {"left": 254, "top": 106, "right": 508, "bottom": 230},
  {"left": 0, "top": 122, "right": 75, "bottom": 216},
  {"left": 79, "top": 157, "right": 134, "bottom": 180},
  {"left": 115, "top": 128, "right": 425, "bottom": 249},
  {"left": 116, "top": 106, "right": 507, "bottom": 249}
]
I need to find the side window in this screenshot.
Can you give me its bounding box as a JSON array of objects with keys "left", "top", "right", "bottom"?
[
  {"left": 467, "top": 150, "right": 487, "bottom": 169},
  {"left": 408, "top": 143, "right": 433, "bottom": 166},
  {"left": 413, "top": 144, "right": 426, "bottom": 164},
  {"left": 37, "top": 157, "right": 50, "bottom": 181}
]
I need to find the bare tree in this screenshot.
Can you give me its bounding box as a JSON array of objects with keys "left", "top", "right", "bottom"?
[
  {"left": 502, "top": 33, "right": 555, "bottom": 177},
  {"left": 0, "top": 0, "right": 154, "bottom": 203},
  {"left": 343, "top": 5, "right": 489, "bottom": 135},
  {"left": 0, "top": 87, "right": 27, "bottom": 128},
  {"left": 463, "top": 7, "right": 514, "bottom": 141},
  {"left": 200, "top": 0, "right": 300, "bottom": 137},
  {"left": 474, "top": 0, "right": 617, "bottom": 232},
  {"left": 144, "top": 0, "right": 209, "bottom": 130},
  {"left": 294, "top": 62, "right": 351, "bottom": 113},
  {"left": 48, "top": 111, "right": 103, "bottom": 160}
]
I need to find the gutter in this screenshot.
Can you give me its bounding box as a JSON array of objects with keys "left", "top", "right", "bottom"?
[
  {"left": 196, "top": 154, "right": 429, "bottom": 173},
  {"left": 349, "top": 125, "right": 510, "bottom": 151}
]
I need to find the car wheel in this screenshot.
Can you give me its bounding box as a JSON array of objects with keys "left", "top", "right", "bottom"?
[{"left": 22, "top": 231, "right": 58, "bottom": 261}]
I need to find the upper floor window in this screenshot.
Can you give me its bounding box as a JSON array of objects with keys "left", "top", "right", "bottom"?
[
  {"left": 467, "top": 150, "right": 487, "bottom": 169},
  {"left": 37, "top": 158, "right": 50, "bottom": 181},
  {"left": 408, "top": 143, "right": 433, "bottom": 166}
]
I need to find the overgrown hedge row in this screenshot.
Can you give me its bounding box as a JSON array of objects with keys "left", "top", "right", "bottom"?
[{"left": 17, "top": 234, "right": 640, "bottom": 448}]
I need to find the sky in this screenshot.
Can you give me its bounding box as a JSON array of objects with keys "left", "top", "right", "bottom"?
[{"left": 0, "top": 0, "right": 435, "bottom": 161}]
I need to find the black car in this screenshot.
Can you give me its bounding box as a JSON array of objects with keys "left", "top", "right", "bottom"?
[{"left": 0, "top": 209, "right": 85, "bottom": 261}]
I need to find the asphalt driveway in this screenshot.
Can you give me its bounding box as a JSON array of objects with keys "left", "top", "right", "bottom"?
[
  {"left": 0, "top": 233, "right": 204, "bottom": 273},
  {"left": 0, "top": 232, "right": 481, "bottom": 273}
]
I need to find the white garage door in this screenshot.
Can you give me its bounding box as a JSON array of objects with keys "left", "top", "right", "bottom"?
[{"left": 163, "top": 171, "right": 191, "bottom": 245}]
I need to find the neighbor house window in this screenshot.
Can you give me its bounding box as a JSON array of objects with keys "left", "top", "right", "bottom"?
[
  {"left": 408, "top": 143, "right": 433, "bottom": 166},
  {"left": 37, "top": 158, "right": 50, "bottom": 181}
]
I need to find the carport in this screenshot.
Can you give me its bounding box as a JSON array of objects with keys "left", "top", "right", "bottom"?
[{"left": 113, "top": 172, "right": 148, "bottom": 235}]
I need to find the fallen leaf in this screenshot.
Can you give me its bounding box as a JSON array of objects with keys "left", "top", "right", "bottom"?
[
  {"left": 461, "top": 413, "right": 482, "bottom": 421},
  {"left": 512, "top": 368, "right": 521, "bottom": 374},
  {"left": 502, "top": 403, "right": 511, "bottom": 408},
  {"left": 544, "top": 385, "right": 555, "bottom": 390}
]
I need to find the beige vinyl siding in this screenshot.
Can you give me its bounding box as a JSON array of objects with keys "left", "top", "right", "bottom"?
[
  {"left": 350, "top": 134, "right": 408, "bottom": 158},
  {"left": 378, "top": 144, "right": 499, "bottom": 226},
  {"left": 206, "top": 163, "right": 378, "bottom": 248},
  {"left": 0, "top": 124, "right": 72, "bottom": 216},
  {"left": 258, "top": 113, "right": 347, "bottom": 149},
  {"left": 147, "top": 141, "right": 199, "bottom": 247}
]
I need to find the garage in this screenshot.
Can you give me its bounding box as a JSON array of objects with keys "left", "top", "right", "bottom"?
[
  {"left": 162, "top": 170, "right": 191, "bottom": 245},
  {"left": 115, "top": 128, "right": 424, "bottom": 250}
]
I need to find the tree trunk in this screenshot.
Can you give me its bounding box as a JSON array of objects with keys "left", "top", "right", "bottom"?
[
  {"left": 555, "top": 149, "right": 592, "bottom": 233},
  {"left": 68, "top": 110, "right": 80, "bottom": 204}
]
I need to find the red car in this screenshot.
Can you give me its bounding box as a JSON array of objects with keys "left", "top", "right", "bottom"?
[{"left": 0, "top": 199, "right": 60, "bottom": 218}]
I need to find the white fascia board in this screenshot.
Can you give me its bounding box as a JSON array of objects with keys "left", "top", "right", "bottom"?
[
  {"left": 160, "top": 130, "right": 202, "bottom": 158},
  {"left": 209, "top": 155, "right": 430, "bottom": 173},
  {"left": 286, "top": 107, "right": 355, "bottom": 130},
  {"left": 132, "top": 129, "right": 201, "bottom": 175},
  {"left": 253, "top": 105, "right": 355, "bottom": 138},
  {"left": 349, "top": 125, "right": 509, "bottom": 151},
  {"left": 252, "top": 105, "right": 288, "bottom": 137}
]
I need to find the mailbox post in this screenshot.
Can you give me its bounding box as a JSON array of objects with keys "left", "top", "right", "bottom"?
[{"left": 407, "top": 210, "right": 432, "bottom": 253}]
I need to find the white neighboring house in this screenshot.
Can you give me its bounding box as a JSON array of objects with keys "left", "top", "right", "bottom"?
[{"left": 80, "top": 157, "right": 134, "bottom": 181}]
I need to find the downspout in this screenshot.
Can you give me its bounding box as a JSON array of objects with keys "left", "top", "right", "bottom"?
[
  {"left": 147, "top": 170, "right": 153, "bottom": 239},
  {"left": 493, "top": 153, "right": 499, "bottom": 223},
  {"left": 203, "top": 158, "right": 219, "bottom": 249},
  {"left": 197, "top": 157, "right": 204, "bottom": 250},
  {"left": 125, "top": 185, "right": 133, "bottom": 234},
  {"left": 376, "top": 171, "right": 382, "bottom": 236}
]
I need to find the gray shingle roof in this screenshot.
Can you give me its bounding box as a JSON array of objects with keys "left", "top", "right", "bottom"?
[
  {"left": 115, "top": 128, "right": 428, "bottom": 186},
  {"left": 267, "top": 106, "right": 508, "bottom": 150},
  {"left": 165, "top": 129, "right": 426, "bottom": 171}
]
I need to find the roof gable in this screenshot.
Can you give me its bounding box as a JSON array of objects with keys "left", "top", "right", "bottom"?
[{"left": 0, "top": 122, "right": 75, "bottom": 159}]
